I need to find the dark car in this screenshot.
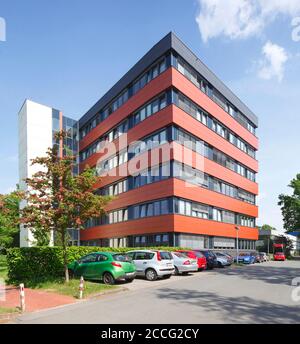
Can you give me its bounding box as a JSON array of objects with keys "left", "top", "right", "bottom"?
[{"left": 195, "top": 250, "right": 218, "bottom": 270}]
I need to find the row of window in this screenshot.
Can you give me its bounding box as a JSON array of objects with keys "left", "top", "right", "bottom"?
[
  {"left": 81, "top": 88, "right": 257, "bottom": 164},
  {"left": 173, "top": 90, "right": 256, "bottom": 158},
  {"left": 80, "top": 50, "right": 256, "bottom": 144},
  {"left": 80, "top": 56, "right": 169, "bottom": 139},
  {"left": 85, "top": 197, "right": 256, "bottom": 228},
  {"left": 173, "top": 127, "right": 256, "bottom": 181},
  {"left": 97, "top": 128, "right": 168, "bottom": 174},
  {"left": 98, "top": 161, "right": 255, "bottom": 205},
  {"left": 97, "top": 126, "right": 256, "bottom": 182},
  {"left": 80, "top": 93, "right": 168, "bottom": 162},
  {"left": 173, "top": 54, "right": 256, "bottom": 135}
]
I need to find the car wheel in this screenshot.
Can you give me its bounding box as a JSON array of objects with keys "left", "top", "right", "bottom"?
[
  {"left": 145, "top": 268, "right": 158, "bottom": 281},
  {"left": 174, "top": 267, "right": 180, "bottom": 275},
  {"left": 103, "top": 272, "right": 115, "bottom": 285},
  {"left": 198, "top": 268, "right": 204, "bottom": 272},
  {"left": 217, "top": 262, "right": 224, "bottom": 268}
]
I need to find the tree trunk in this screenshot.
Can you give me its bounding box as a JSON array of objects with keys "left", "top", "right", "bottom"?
[{"left": 61, "top": 230, "right": 69, "bottom": 283}]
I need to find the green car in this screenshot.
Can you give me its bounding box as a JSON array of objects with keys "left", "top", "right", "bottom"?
[{"left": 68, "top": 252, "right": 136, "bottom": 285}]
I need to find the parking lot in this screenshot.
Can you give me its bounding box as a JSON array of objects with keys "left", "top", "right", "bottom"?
[{"left": 15, "top": 260, "right": 300, "bottom": 324}]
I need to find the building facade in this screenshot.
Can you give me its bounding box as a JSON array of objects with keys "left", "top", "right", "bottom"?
[
  {"left": 78, "top": 32, "right": 259, "bottom": 249},
  {"left": 18, "top": 99, "right": 78, "bottom": 247}
]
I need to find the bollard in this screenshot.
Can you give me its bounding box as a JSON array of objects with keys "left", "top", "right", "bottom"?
[
  {"left": 79, "top": 276, "right": 84, "bottom": 299},
  {"left": 19, "top": 283, "right": 25, "bottom": 312}
]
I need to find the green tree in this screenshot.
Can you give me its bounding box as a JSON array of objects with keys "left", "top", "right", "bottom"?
[
  {"left": 20, "top": 131, "right": 112, "bottom": 282},
  {"left": 0, "top": 190, "right": 22, "bottom": 250},
  {"left": 278, "top": 174, "right": 300, "bottom": 233},
  {"left": 260, "top": 224, "right": 276, "bottom": 232}
]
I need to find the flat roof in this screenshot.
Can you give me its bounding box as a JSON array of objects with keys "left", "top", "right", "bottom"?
[{"left": 79, "top": 32, "right": 258, "bottom": 128}]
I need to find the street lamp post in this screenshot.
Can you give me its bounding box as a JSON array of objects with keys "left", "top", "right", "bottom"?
[{"left": 235, "top": 226, "right": 240, "bottom": 263}]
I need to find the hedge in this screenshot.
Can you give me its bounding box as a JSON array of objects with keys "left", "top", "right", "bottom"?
[{"left": 6, "top": 246, "right": 185, "bottom": 284}]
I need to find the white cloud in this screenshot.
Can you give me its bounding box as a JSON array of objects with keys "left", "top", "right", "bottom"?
[
  {"left": 257, "top": 41, "right": 288, "bottom": 81},
  {"left": 196, "top": 0, "right": 300, "bottom": 42}
]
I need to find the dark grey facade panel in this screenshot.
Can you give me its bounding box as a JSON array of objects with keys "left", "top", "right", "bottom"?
[{"left": 79, "top": 32, "right": 258, "bottom": 128}]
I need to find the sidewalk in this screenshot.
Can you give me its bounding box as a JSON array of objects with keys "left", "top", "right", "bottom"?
[{"left": 0, "top": 285, "right": 76, "bottom": 313}]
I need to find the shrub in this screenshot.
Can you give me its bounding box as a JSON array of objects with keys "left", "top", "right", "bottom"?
[{"left": 7, "top": 246, "right": 185, "bottom": 284}]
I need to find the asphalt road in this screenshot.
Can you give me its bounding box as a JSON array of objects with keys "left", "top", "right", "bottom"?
[{"left": 14, "top": 260, "right": 300, "bottom": 324}]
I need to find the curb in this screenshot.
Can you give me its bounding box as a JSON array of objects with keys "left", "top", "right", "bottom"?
[{"left": 87, "top": 286, "right": 129, "bottom": 300}]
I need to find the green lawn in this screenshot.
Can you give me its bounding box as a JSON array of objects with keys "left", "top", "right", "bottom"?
[
  {"left": 28, "top": 278, "right": 117, "bottom": 299},
  {"left": 0, "top": 307, "right": 19, "bottom": 315},
  {"left": 0, "top": 255, "right": 8, "bottom": 280}
]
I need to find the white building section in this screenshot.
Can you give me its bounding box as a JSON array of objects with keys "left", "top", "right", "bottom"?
[{"left": 18, "top": 100, "right": 54, "bottom": 247}]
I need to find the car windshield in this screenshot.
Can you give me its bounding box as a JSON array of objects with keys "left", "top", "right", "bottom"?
[{"left": 112, "top": 254, "right": 132, "bottom": 262}]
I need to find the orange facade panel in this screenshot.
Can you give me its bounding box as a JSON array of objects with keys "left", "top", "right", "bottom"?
[
  {"left": 173, "top": 215, "right": 258, "bottom": 240},
  {"left": 80, "top": 215, "right": 175, "bottom": 241},
  {"left": 80, "top": 214, "right": 258, "bottom": 241},
  {"left": 171, "top": 68, "right": 259, "bottom": 150}
]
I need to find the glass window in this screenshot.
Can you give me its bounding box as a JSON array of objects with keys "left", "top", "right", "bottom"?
[
  {"left": 161, "top": 200, "right": 169, "bottom": 214},
  {"left": 140, "top": 205, "right": 146, "bottom": 218},
  {"left": 154, "top": 201, "right": 161, "bottom": 216},
  {"left": 179, "top": 200, "right": 185, "bottom": 215},
  {"left": 147, "top": 203, "right": 154, "bottom": 217}
]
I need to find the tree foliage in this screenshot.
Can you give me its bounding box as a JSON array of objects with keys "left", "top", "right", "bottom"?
[
  {"left": 278, "top": 174, "right": 300, "bottom": 233},
  {"left": 20, "top": 131, "right": 112, "bottom": 282},
  {"left": 260, "top": 224, "right": 276, "bottom": 232},
  {"left": 0, "top": 190, "right": 22, "bottom": 250}
]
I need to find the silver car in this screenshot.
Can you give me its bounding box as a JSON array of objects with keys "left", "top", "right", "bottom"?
[
  {"left": 171, "top": 252, "right": 198, "bottom": 275},
  {"left": 127, "top": 250, "right": 175, "bottom": 281},
  {"left": 259, "top": 252, "right": 269, "bottom": 262}
]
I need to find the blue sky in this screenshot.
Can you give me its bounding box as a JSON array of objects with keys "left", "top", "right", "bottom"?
[{"left": 1, "top": 0, "right": 300, "bottom": 230}]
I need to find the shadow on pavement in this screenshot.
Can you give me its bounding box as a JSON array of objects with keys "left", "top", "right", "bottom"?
[
  {"left": 156, "top": 288, "right": 300, "bottom": 323},
  {"left": 216, "top": 264, "right": 300, "bottom": 286}
]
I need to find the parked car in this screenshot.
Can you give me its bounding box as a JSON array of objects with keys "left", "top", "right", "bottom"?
[
  {"left": 259, "top": 252, "right": 269, "bottom": 262},
  {"left": 254, "top": 252, "right": 263, "bottom": 263},
  {"left": 171, "top": 252, "right": 198, "bottom": 275},
  {"left": 234, "top": 252, "right": 256, "bottom": 264},
  {"left": 195, "top": 250, "right": 218, "bottom": 269},
  {"left": 221, "top": 252, "right": 234, "bottom": 264},
  {"left": 126, "top": 250, "right": 175, "bottom": 281},
  {"left": 214, "top": 252, "right": 232, "bottom": 267},
  {"left": 67, "top": 252, "right": 136, "bottom": 285},
  {"left": 274, "top": 252, "right": 286, "bottom": 261},
  {"left": 176, "top": 250, "right": 207, "bottom": 271}
]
